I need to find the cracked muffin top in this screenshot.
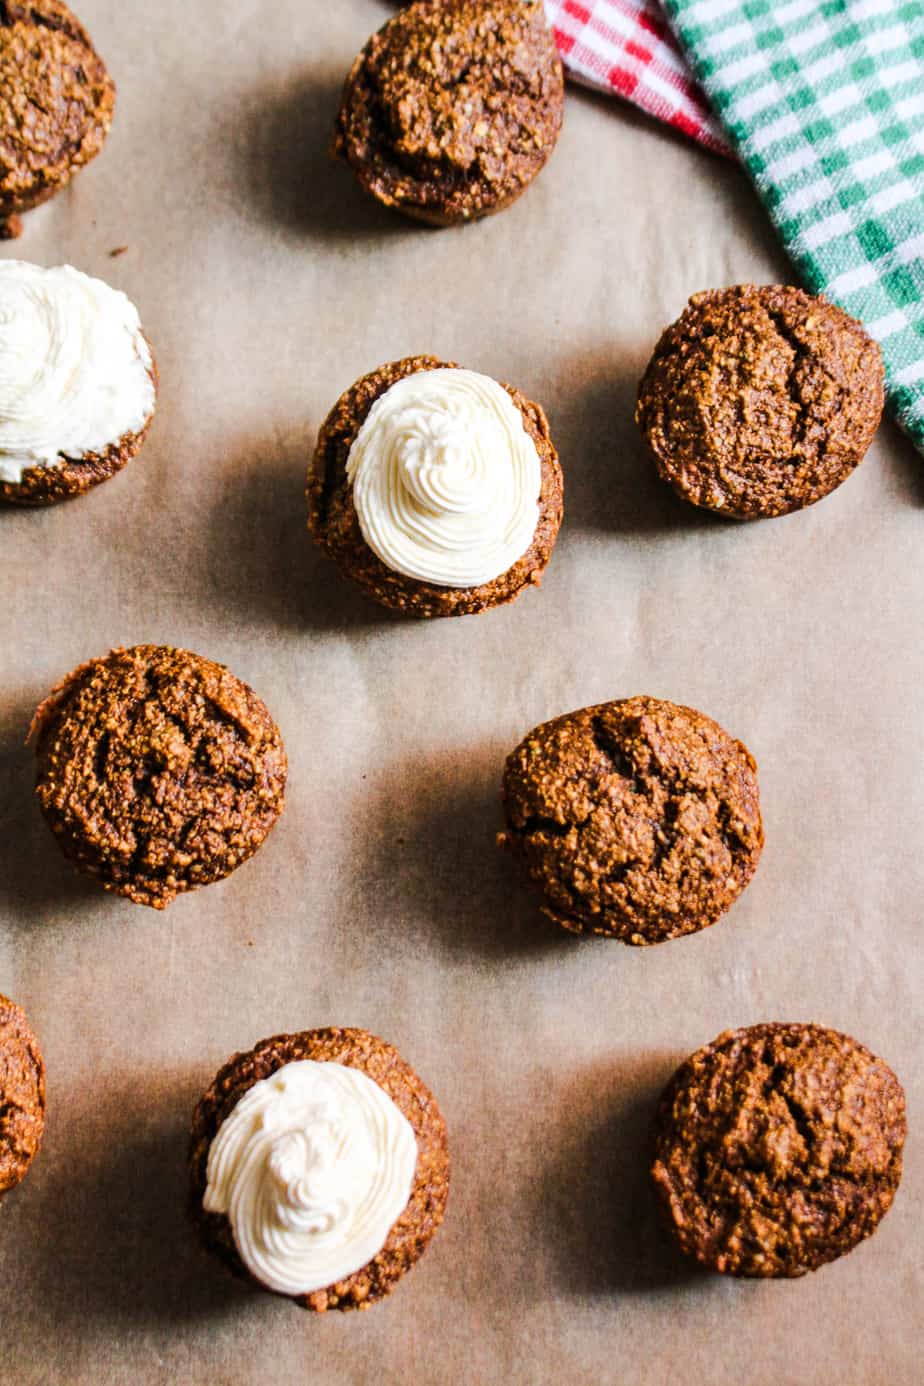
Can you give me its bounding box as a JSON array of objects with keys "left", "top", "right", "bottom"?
[
  {"left": 636, "top": 285, "right": 884, "bottom": 519},
  {"left": 499, "top": 696, "right": 763, "bottom": 945},
  {"left": 31, "top": 645, "right": 287, "bottom": 908},
  {"left": 0, "top": 1, "right": 115, "bottom": 235},
  {"left": 334, "top": 0, "right": 564, "bottom": 225},
  {"left": 651, "top": 1023, "right": 907, "bottom": 1277},
  {"left": 0, "top": 994, "right": 45, "bottom": 1195}
]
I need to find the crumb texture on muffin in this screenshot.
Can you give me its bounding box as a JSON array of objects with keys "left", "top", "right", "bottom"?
[
  {"left": 189, "top": 1027, "right": 450, "bottom": 1312},
  {"left": 636, "top": 285, "right": 884, "bottom": 518},
  {"left": 500, "top": 696, "right": 763, "bottom": 944},
  {"left": 651, "top": 1023, "right": 906, "bottom": 1277},
  {"left": 334, "top": 0, "right": 564, "bottom": 225},
  {"left": 308, "top": 355, "right": 563, "bottom": 617},
  {"left": 0, "top": 1, "right": 115, "bottom": 228},
  {"left": 31, "top": 645, "right": 287, "bottom": 908},
  {"left": 0, "top": 994, "right": 46, "bottom": 1195}
]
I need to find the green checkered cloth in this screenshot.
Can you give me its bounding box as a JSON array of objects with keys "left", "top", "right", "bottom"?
[{"left": 662, "top": 0, "right": 924, "bottom": 452}]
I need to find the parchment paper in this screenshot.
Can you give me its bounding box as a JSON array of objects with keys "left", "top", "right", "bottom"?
[{"left": 1, "top": 3, "right": 921, "bottom": 1383}]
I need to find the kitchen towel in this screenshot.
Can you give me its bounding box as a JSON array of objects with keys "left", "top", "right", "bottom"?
[{"left": 544, "top": 0, "right": 731, "bottom": 153}]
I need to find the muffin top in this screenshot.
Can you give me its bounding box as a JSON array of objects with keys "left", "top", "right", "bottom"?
[
  {"left": 308, "top": 355, "right": 563, "bottom": 617},
  {"left": 0, "top": 261, "right": 155, "bottom": 499},
  {"left": 31, "top": 645, "right": 287, "bottom": 908},
  {"left": 501, "top": 696, "right": 763, "bottom": 944},
  {"left": 0, "top": 994, "right": 46, "bottom": 1195},
  {"left": 0, "top": 1, "right": 114, "bottom": 219},
  {"left": 636, "top": 285, "right": 884, "bottom": 518},
  {"left": 189, "top": 1028, "right": 450, "bottom": 1312},
  {"left": 651, "top": 1023, "right": 907, "bottom": 1277},
  {"left": 334, "top": 0, "right": 564, "bottom": 224}
]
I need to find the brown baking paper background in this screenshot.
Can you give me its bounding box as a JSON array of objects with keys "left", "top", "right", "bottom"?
[{"left": 1, "top": 3, "right": 921, "bottom": 1382}]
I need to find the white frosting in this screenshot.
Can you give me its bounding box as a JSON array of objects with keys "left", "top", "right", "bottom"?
[
  {"left": 346, "top": 367, "right": 542, "bottom": 588},
  {"left": 203, "top": 1060, "right": 418, "bottom": 1296},
  {"left": 0, "top": 260, "right": 155, "bottom": 485}
]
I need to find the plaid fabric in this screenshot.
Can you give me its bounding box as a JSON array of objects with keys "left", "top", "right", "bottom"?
[
  {"left": 544, "top": 0, "right": 731, "bottom": 153},
  {"left": 662, "top": 0, "right": 924, "bottom": 452}
]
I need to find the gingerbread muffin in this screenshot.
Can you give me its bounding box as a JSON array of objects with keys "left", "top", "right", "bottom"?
[
  {"left": 636, "top": 285, "right": 884, "bottom": 519},
  {"left": 31, "top": 645, "right": 287, "bottom": 908},
  {"left": 189, "top": 1027, "right": 450, "bottom": 1312},
  {"left": 499, "top": 696, "right": 763, "bottom": 944},
  {"left": 308, "top": 355, "right": 563, "bottom": 618},
  {"left": 0, "top": 262, "right": 157, "bottom": 506},
  {"left": 0, "top": 995, "right": 45, "bottom": 1195},
  {"left": 0, "top": 1, "right": 115, "bottom": 239},
  {"left": 651, "top": 1023, "right": 906, "bottom": 1277},
  {"left": 334, "top": 0, "right": 564, "bottom": 226}
]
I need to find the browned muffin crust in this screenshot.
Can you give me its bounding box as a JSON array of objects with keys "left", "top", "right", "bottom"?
[
  {"left": 334, "top": 0, "right": 564, "bottom": 226},
  {"left": 636, "top": 285, "right": 884, "bottom": 519},
  {"left": 308, "top": 355, "right": 564, "bottom": 618},
  {"left": 189, "top": 1027, "right": 450, "bottom": 1312},
  {"left": 651, "top": 1023, "right": 906, "bottom": 1277},
  {"left": 0, "top": 994, "right": 45, "bottom": 1195},
  {"left": 31, "top": 644, "right": 287, "bottom": 908},
  {"left": 0, "top": 1, "right": 115, "bottom": 237},
  {"left": 0, "top": 342, "right": 158, "bottom": 506},
  {"left": 499, "top": 696, "right": 763, "bottom": 944}
]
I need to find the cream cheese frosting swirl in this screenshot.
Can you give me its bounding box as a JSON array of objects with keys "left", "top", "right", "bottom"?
[
  {"left": 346, "top": 367, "right": 542, "bottom": 588},
  {"left": 203, "top": 1060, "right": 418, "bottom": 1296},
  {"left": 0, "top": 261, "right": 155, "bottom": 485}
]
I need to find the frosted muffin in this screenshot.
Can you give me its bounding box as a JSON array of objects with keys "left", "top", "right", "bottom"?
[
  {"left": 31, "top": 645, "right": 287, "bottom": 907},
  {"left": 0, "top": 994, "right": 45, "bottom": 1196},
  {"left": 189, "top": 1027, "right": 450, "bottom": 1312},
  {"left": 0, "top": 262, "right": 157, "bottom": 506},
  {"left": 307, "top": 356, "right": 563, "bottom": 617},
  {"left": 0, "top": 1, "right": 115, "bottom": 239}
]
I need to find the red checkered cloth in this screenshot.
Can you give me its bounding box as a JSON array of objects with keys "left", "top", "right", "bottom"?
[{"left": 544, "top": 0, "right": 732, "bottom": 156}]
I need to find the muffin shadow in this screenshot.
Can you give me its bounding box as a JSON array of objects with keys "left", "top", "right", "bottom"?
[
  {"left": 549, "top": 355, "right": 736, "bottom": 538},
  {"left": 10, "top": 1075, "right": 253, "bottom": 1335},
  {"left": 353, "top": 747, "right": 592, "bottom": 963},
  {"left": 203, "top": 432, "right": 411, "bottom": 634},
  {"left": 0, "top": 699, "right": 102, "bottom": 925},
  {"left": 535, "top": 1054, "right": 703, "bottom": 1297},
  {"left": 236, "top": 69, "right": 423, "bottom": 243}
]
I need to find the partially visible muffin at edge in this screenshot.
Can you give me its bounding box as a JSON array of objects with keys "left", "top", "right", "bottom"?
[
  {"left": 636, "top": 285, "right": 884, "bottom": 519},
  {"left": 651, "top": 1023, "right": 907, "bottom": 1277},
  {"left": 0, "top": 262, "right": 157, "bottom": 506},
  {"left": 308, "top": 355, "right": 564, "bottom": 617},
  {"left": 334, "top": 0, "right": 564, "bottom": 225},
  {"left": 189, "top": 1027, "right": 450, "bottom": 1312},
  {"left": 30, "top": 645, "right": 287, "bottom": 908},
  {"left": 0, "top": 1, "right": 115, "bottom": 238},
  {"left": 499, "top": 696, "right": 763, "bottom": 944},
  {"left": 0, "top": 995, "right": 45, "bottom": 1196}
]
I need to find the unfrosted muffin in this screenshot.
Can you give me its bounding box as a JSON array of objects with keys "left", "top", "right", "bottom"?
[
  {"left": 651, "top": 1023, "right": 906, "bottom": 1277},
  {"left": 0, "top": 1, "right": 115, "bottom": 238},
  {"left": 31, "top": 645, "right": 287, "bottom": 908},
  {"left": 499, "top": 696, "right": 763, "bottom": 944},
  {"left": 308, "top": 355, "right": 563, "bottom": 617},
  {"left": 334, "top": 0, "right": 564, "bottom": 226},
  {"left": 189, "top": 1027, "right": 450, "bottom": 1312},
  {"left": 0, "top": 994, "right": 45, "bottom": 1196},
  {"left": 0, "top": 262, "right": 157, "bottom": 506},
  {"left": 636, "top": 285, "right": 884, "bottom": 519}
]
